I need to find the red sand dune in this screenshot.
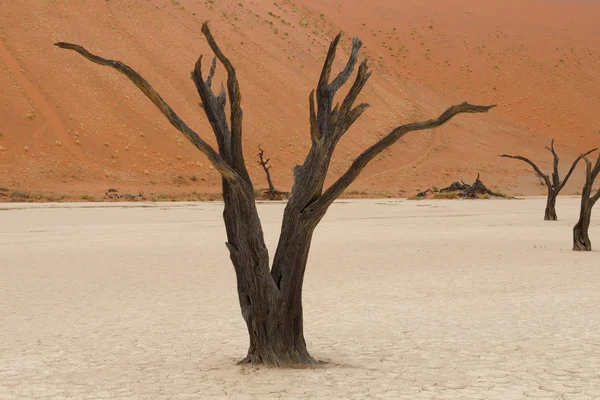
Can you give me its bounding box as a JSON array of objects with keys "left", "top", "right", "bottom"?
[{"left": 1, "top": 0, "right": 599, "bottom": 200}]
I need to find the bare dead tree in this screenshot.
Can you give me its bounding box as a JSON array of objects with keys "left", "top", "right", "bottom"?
[
  {"left": 418, "top": 174, "right": 512, "bottom": 199},
  {"left": 573, "top": 152, "right": 600, "bottom": 251},
  {"left": 500, "top": 140, "right": 597, "bottom": 221},
  {"left": 55, "top": 23, "right": 494, "bottom": 367},
  {"left": 256, "top": 145, "right": 288, "bottom": 200}
]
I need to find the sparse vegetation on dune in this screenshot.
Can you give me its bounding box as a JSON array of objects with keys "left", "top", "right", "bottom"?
[
  {"left": 11, "top": 191, "right": 30, "bottom": 199},
  {"left": 1, "top": 0, "right": 600, "bottom": 196}
]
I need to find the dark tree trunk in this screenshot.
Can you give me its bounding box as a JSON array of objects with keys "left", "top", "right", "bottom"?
[
  {"left": 573, "top": 205, "right": 592, "bottom": 251},
  {"left": 56, "top": 24, "right": 495, "bottom": 367},
  {"left": 237, "top": 262, "right": 314, "bottom": 366},
  {"left": 544, "top": 191, "right": 558, "bottom": 221},
  {"left": 240, "top": 256, "right": 316, "bottom": 366},
  {"left": 572, "top": 154, "right": 600, "bottom": 251},
  {"left": 234, "top": 208, "right": 319, "bottom": 366}
]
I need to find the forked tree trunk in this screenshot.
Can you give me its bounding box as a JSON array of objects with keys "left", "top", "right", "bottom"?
[
  {"left": 56, "top": 24, "right": 495, "bottom": 367},
  {"left": 234, "top": 198, "right": 320, "bottom": 365},
  {"left": 545, "top": 191, "right": 558, "bottom": 221},
  {"left": 241, "top": 231, "right": 318, "bottom": 366},
  {"left": 238, "top": 272, "right": 313, "bottom": 366}
]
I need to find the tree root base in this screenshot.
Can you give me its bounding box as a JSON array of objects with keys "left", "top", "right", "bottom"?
[
  {"left": 573, "top": 243, "right": 592, "bottom": 251},
  {"left": 238, "top": 350, "right": 322, "bottom": 368}
]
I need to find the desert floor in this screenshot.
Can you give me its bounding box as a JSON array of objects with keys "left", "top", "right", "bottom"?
[{"left": 1, "top": 198, "right": 599, "bottom": 399}]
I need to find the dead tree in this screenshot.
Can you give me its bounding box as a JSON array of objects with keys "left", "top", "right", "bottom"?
[
  {"left": 573, "top": 152, "right": 600, "bottom": 251},
  {"left": 438, "top": 174, "right": 510, "bottom": 199},
  {"left": 257, "top": 145, "right": 288, "bottom": 200},
  {"left": 500, "top": 140, "right": 597, "bottom": 221},
  {"left": 55, "top": 23, "right": 494, "bottom": 367}
]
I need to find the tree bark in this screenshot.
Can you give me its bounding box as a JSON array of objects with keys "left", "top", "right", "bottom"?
[
  {"left": 572, "top": 153, "right": 600, "bottom": 251},
  {"left": 544, "top": 191, "right": 558, "bottom": 221},
  {"left": 241, "top": 228, "right": 318, "bottom": 366},
  {"left": 56, "top": 24, "right": 495, "bottom": 367},
  {"left": 573, "top": 204, "right": 592, "bottom": 251}
]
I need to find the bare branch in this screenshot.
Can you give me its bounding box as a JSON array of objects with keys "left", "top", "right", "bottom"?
[
  {"left": 344, "top": 103, "right": 371, "bottom": 131},
  {"left": 201, "top": 22, "right": 250, "bottom": 182},
  {"left": 340, "top": 59, "right": 372, "bottom": 117},
  {"left": 559, "top": 147, "right": 598, "bottom": 192},
  {"left": 593, "top": 188, "right": 600, "bottom": 204},
  {"left": 500, "top": 154, "right": 551, "bottom": 187},
  {"left": 218, "top": 82, "right": 227, "bottom": 107},
  {"left": 583, "top": 155, "right": 592, "bottom": 174},
  {"left": 544, "top": 138, "right": 557, "bottom": 157},
  {"left": 54, "top": 41, "right": 238, "bottom": 182},
  {"left": 584, "top": 148, "right": 598, "bottom": 158},
  {"left": 317, "top": 32, "right": 342, "bottom": 95},
  {"left": 330, "top": 36, "right": 363, "bottom": 92},
  {"left": 547, "top": 139, "right": 561, "bottom": 189},
  {"left": 309, "top": 90, "right": 319, "bottom": 143},
  {"left": 192, "top": 56, "right": 232, "bottom": 157},
  {"left": 315, "top": 33, "right": 364, "bottom": 138},
  {"left": 206, "top": 56, "right": 217, "bottom": 88},
  {"left": 305, "top": 102, "right": 496, "bottom": 213}
]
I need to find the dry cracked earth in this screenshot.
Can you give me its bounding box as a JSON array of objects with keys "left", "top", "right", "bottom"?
[{"left": 1, "top": 198, "right": 599, "bottom": 399}]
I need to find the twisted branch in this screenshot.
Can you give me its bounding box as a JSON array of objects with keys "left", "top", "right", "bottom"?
[
  {"left": 500, "top": 154, "right": 551, "bottom": 187},
  {"left": 306, "top": 102, "right": 496, "bottom": 213},
  {"left": 314, "top": 33, "right": 365, "bottom": 139},
  {"left": 560, "top": 148, "right": 598, "bottom": 192},
  {"left": 200, "top": 23, "right": 249, "bottom": 181},
  {"left": 54, "top": 41, "right": 239, "bottom": 182}
]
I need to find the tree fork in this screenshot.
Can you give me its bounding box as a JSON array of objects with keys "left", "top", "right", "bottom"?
[
  {"left": 56, "top": 23, "right": 494, "bottom": 367},
  {"left": 500, "top": 140, "right": 597, "bottom": 221}
]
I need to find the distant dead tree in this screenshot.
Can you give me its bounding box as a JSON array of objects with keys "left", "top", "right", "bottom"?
[
  {"left": 573, "top": 152, "right": 600, "bottom": 251},
  {"left": 500, "top": 140, "right": 597, "bottom": 221},
  {"left": 416, "top": 174, "right": 511, "bottom": 199},
  {"left": 55, "top": 23, "right": 494, "bottom": 367},
  {"left": 256, "top": 145, "right": 288, "bottom": 200}
]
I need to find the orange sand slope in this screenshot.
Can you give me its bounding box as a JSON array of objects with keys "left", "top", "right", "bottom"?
[{"left": 1, "top": 0, "right": 599, "bottom": 199}]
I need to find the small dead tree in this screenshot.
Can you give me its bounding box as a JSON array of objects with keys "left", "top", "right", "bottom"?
[
  {"left": 500, "top": 140, "right": 597, "bottom": 221},
  {"left": 257, "top": 145, "right": 288, "bottom": 200},
  {"left": 55, "top": 23, "right": 494, "bottom": 367},
  {"left": 573, "top": 152, "right": 600, "bottom": 251}
]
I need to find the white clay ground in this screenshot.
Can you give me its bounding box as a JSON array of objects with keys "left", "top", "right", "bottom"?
[{"left": 1, "top": 198, "right": 599, "bottom": 399}]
